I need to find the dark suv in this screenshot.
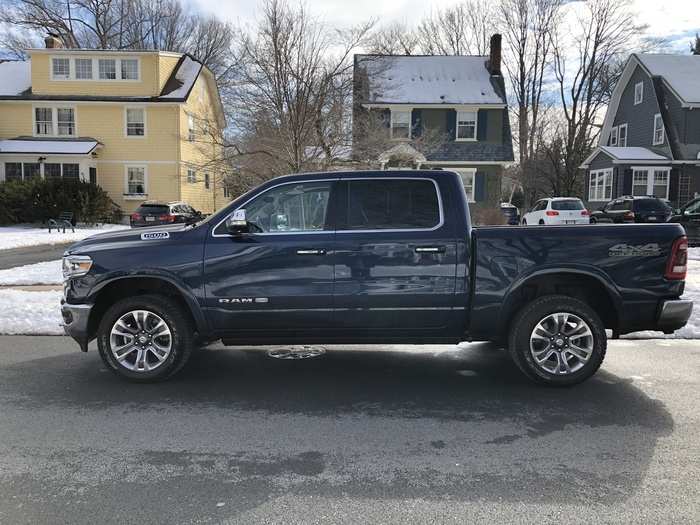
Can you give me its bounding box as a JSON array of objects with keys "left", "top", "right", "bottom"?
[
  {"left": 130, "top": 202, "right": 203, "bottom": 228},
  {"left": 669, "top": 197, "right": 700, "bottom": 246},
  {"left": 589, "top": 196, "right": 672, "bottom": 224}
]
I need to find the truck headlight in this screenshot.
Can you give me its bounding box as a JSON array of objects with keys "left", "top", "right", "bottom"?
[{"left": 62, "top": 255, "right": 93, "bottom": 279}]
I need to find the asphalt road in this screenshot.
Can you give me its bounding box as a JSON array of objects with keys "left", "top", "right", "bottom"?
[
  {"left": 0, "top": 243, "right": 71, "bottom": 270},
  {"left": 0, "top": 336, "right": 698, "bottom": 524}
]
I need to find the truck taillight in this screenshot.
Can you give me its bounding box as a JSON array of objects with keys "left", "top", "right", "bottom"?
[
  {"left": 545, "top": 210, "right": 559, "bottom": 216},
  {"left": 162, "top": 214, "right": 176, "bottom": 223},
  {"left": 581, "top": 210, "right": 590, "bottom": 216},
  {"left": 665, "top": 236, "right": 688, "bottom": 280}
]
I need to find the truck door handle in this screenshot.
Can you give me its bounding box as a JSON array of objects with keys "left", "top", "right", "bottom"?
[
  {"left": 415, "top": 246, "right": 446, "bottom": 253},
  {"left": 296, "top": 249, "right": 326, "bottom": 255}
]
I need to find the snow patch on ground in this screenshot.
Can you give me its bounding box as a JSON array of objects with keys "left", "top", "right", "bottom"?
[
  {"left": 0, "top": 260, "right": 62, "bottom": 285},
  {"left": 0, "top": 224, "right": 128, "bottom": 251},
  {"left": 0, "top": 290, "right": 64, "bottom": 335}
]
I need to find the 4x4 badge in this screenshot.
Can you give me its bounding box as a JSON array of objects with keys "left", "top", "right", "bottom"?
[{"left": 609, "top": 243, "right": 660, "bottom": 257}]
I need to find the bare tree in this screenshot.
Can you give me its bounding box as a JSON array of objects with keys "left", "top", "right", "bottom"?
[
  {"left": 548, "top": 0, "right": 643, "bottom": 196},
  {"left": 416, "top": 0, "right": 495, "bottom": 55},
  {"left": 365, "top": 22, "right": 419, "bottom": 55}
]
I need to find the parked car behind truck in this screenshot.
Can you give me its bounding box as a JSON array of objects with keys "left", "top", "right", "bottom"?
[
  {"left": 61, "top": 170, "right": 692, "bottom": 386},
  {"left": 521, "top": 198, "right": 590, "bottom": 225}
]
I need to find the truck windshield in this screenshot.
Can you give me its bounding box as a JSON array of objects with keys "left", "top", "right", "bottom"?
[{"left": 551, "top": 200, "right": 584, "bottom": 210}]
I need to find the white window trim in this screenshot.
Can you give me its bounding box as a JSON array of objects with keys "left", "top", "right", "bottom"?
[
  {"left": 188, "top": 114, "right": 196, "bottom": 142},
  {"left": 630, "top": 166, "right": 670, "bottom": 199},
  {"left": 618, "top": 123, "right": 628, "bottom": 147},
  {"left": 634, "top": 82, "right": 643, "bottom": 105},
  {"left": 50, "top": 56, "right": 140, "bottom": 82},
  {"left": 124, "top": 106, "right": 147, "bottom": 138},
  {"left": 187, "top": 168, "right": 196, "bottom": 184},
  {"left": 588, "top": 168, "right": 613, "bottom": 202},
  {"left": 652, "top": 113, "right": 665, "bottom": 145},
  {"left": 32, "top": 104, "right": 77, "bottom": 137},
  {"left": 456, "top": 110, "right": 477, "bottom": 141},
  {"left": 454, "top": 168, "right": 476, "bottom": 202},
  {"left": 390, "top": 109, "right": 411, "bottom": 140},
  {"left": 610, "top": 126, "right": 618, "bottom": 146},
  {"left": 124, "top": 164, "right": 148, "bottom": 199}
]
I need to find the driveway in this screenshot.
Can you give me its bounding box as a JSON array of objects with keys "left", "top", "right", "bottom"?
[
  {"left": 0, "top": 337, "right": 698, "bottom": 524},
  {"left": 0, "top": 243, "right": 70, "bottom": 270}
]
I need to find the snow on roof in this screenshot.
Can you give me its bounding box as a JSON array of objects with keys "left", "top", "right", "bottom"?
[
  {"left": 636, "top": 54, "right": 700, "bottom": 104},
  {"left": 356, "top": 55, "right": 503, "bottom": 105},
  {"left": 0, "top": 60, "right": 31, "bottom": 96},
  {"left": 159, "top": 55, "right": 203, "bottom": 99},
  {"left": 600, "top": 146, "right": 669, "bottom": 161},
  {"left": 0, "top": 138, "right": 101, "bottom": 155}
]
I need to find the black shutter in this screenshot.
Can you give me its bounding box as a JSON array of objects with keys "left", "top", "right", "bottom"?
[
  {"left": 474, "top": 172, "right": 486, "bottom": 201},
  {"left": 411, "top": 109, "right": 422, "bottom": 138},
  {"left": 446, "top": 110, "right": 456, "bottom": 140},
  {"left": 477, "top": 109, "right": 487, "bottom": 141},
  {"left": 668, "top": 168, "right": 679, "bottom": 205},
  {"left": 381, "top": 108, "right": 390, "bottom": 128}
]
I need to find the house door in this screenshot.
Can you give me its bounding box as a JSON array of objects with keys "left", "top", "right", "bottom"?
[{"left": 89, "top": 167, "right": 97, "bottom": 184}]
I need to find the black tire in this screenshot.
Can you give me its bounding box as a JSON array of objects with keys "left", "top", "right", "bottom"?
[
  {"left": 521, "top": 219, "right": 527, "bottom": 225},
  {"left": 508, "top": 295, "right": 606, "bottom": 386},
  {"left": 538, "top": 219, "right": 545, "bottom": 225},
  {"left": 590, "top": 217, "right": 597, "bottom": 224},
  {"left": 97, "top": 294, "right": 194, "bottom": 382}
]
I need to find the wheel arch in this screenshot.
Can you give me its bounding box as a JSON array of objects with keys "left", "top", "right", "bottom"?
[
  {"left": 86, "top": 275, "right": 208, "bottom": 342},
  {"left": 499, "top": 269, "right": 622, "bottom": 335}
]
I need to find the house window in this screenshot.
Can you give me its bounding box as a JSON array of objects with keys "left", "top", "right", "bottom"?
[
  {"left": 223, "top": 186, "right": 231, "bottom": 198},
  {"left": 126, "top": 108, "right": 145, "bottom": 136},
  {"left": 632, "top": 168, "right": 670, "bottom": 198},
  {"left": 610, "top": 126, "right": 618, "bottom": 146},
  {"left": 204, "top": 173, "right": 210, "bottom": 189},
  {"left": 121, "top": 59, "right": 139, "bottom": 80},
  {"left": 62, "top": 163, "right": 79, "bottom": 179},
  {"left": 456, "top": 111, "right": 477, "bottom": 140},
  {"left": 57, "top": 108, "right": 75, "bottom": 136},
  {"left": 44, "top": 163, "right": 61, "bottom": 178},
  {"left": 618, "top": 123, "right": 628, "bottom": 147},
  {"left": 589, "top": 169, "right": 612, "bottom": 201},
  {"left": 23, "top": 163, "right": 40, "bottom": 179},
  {"left": 4, "top": 163, "right": 22, "bottom": 182},
  {"left": 455, "top": 169, "right": 475, "bottom": 202},
  {"left": 188, "top": 114, "right": 195, "bottom": 142},
  {"left": 52, "top": 58, "right": 70, "bottom": 79},
  {"left": 35, "top": 107, "right": 53, "bottom": 135},
  {"left": 75, "top": 58, "right": 93, "bottom": 79},
  {"left": 126, "top": 166, "right": 146, "bottom": 195},
  {"left": 187, "top": 169, "right": 196, "bottom": 183},
  {"left": 653, "top": 114, "right": 664, "bottom": 145},
  {"left": 634, "top": 82, "right": 643, "bottom": 105},
  {"left": 98, "top": 59, "right": 117, "bottom": 80},
  {"left": 390, "top": 110, "right": 410, "bottom": 139}
]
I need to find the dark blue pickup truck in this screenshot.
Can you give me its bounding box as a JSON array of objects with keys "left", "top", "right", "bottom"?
[{"left": 61, "top": 170, "right": 692, "bottom": 386}]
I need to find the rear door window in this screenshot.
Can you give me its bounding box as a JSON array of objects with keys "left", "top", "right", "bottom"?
[
  {"left": 551, "top": 199, "right": 584, "bottom": 211},
  {"left": 344, "top": 179, "right": 441, "bottom": 230}
]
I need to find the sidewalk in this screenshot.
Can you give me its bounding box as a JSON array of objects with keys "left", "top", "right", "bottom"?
[{"left": 0, "top": 243, "right": 71, "bottom": 270}]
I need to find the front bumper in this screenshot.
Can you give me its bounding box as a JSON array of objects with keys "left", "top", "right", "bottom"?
[
  {"left": 656, "top": 299, "right": 693, "bottom": 334},
  {"left": 61, "top": 300, "right": 93, "bottom": 352}
]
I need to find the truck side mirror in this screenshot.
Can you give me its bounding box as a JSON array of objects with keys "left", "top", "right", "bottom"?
[{"left": 225, "top": 209, "right": 250, "bottom": 235}]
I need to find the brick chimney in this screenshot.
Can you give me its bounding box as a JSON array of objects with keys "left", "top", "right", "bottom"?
[
  {"left": 44, "top": 33, "right": 63, "bottom": 49},
  {"left": 487, "top": 33, "right": 502, "bottom": 76}
]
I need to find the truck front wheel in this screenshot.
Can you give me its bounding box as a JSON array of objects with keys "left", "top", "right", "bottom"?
[
  {"left": 97, "top": 294, "right": 194, "bottom": 382},
  {"left": 508, "top": 295, "right": 606, "bottom": 386}
]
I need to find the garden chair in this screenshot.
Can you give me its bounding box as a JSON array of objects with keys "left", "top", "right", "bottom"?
[{"left": 48, "top": 211, "right": 75, "bottom": 233}]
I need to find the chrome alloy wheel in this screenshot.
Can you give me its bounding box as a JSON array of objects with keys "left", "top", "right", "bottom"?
[
  {"left": 529, "top": 312, "right": 594, "bottom": 375},
  {"left": 109, "top": 310, "right": 172, "bottom": 372}
]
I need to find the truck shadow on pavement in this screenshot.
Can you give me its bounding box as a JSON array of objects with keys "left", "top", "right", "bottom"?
[{"left": 1, "top": 342, "right": 675, "bottom": 515}]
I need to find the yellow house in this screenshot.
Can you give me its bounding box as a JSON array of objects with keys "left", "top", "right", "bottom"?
[{"left": 0, "top": 40, "right": 229, "bottom": 219}]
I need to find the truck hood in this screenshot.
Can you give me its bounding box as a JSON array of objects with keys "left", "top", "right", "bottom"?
[{"left": 65, "top": 223, "right": 193, "bottom": 255}]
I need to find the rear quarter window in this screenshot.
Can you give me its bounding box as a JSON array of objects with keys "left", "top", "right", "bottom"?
[{"left": 345, "top": 179, "right": 441, "bottom": 230}]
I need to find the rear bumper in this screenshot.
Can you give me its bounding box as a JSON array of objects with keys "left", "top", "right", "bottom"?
[
  {"left": 656, "top": 299, "right": 693, "bottom": 333},
  {"left": 61, "top": 300, "right": 93, "bottom": 352}
]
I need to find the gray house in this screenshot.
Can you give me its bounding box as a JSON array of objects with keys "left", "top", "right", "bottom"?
[
  {"left": 581, "top": 54, "right": 700, "bottom": 207},
  {"left": 352, "top": 35, "right": 514, "bottom": 210}
]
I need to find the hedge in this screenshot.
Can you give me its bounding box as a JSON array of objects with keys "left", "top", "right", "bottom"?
[{"left": 0, "top": 178, "right": 122, "bottom": 225}]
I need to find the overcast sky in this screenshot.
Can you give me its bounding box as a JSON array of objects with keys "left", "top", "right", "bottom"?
[{"left": 191, "top": 0, "right": 699, "bottom": 52}]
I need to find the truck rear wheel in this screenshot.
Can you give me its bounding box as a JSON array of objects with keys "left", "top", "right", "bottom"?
[
  {"left": 508, "top": 295, "right": 606, "bottom": 386},
  {"left": 97, "top": 294, "right": 194, "bottom": 382}
]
